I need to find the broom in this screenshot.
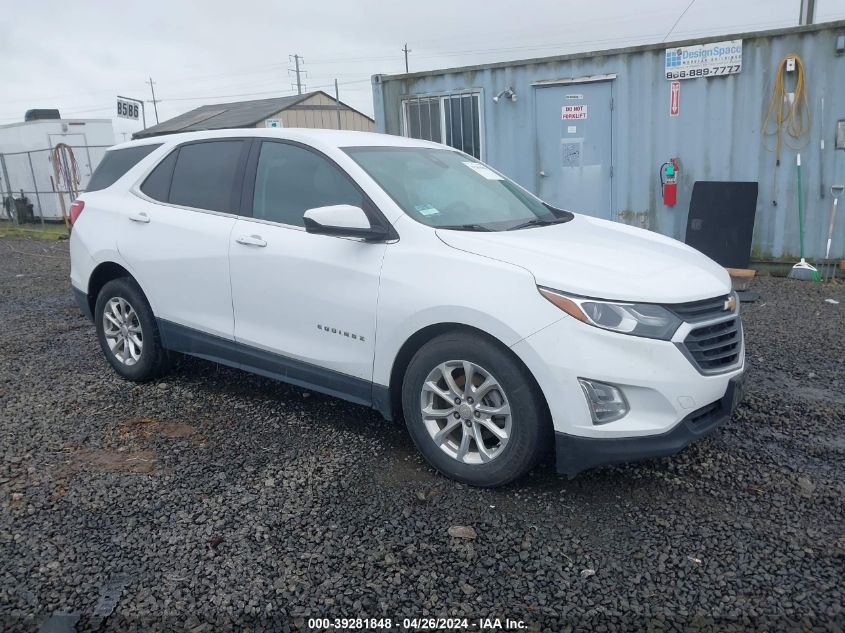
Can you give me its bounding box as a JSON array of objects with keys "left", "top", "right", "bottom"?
[{"left": 788, "top": 153, "right": 821, "bottom": 281}]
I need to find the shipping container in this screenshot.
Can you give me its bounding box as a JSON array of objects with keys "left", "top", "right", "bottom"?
[{"left": 373, "top": 21, "right": 845, "bottom": 261}]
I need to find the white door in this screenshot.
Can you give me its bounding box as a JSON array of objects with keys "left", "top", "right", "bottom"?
[
  {"left": 117, "top": 139, "right": 247, "bottom": 339},
  {"left": 229, "top": 140, "right": 387, "bottom": 380}
]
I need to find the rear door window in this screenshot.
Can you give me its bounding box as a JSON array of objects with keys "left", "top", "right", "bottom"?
[
  {"left": 168, "top": 141, "right": 245, "bottom": 213},
  {"left": 86, "top": 144, "right": 161, "bottom": 191}
]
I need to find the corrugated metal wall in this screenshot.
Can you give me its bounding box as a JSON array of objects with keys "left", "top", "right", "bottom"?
[{"left": 373, "top": 22, "right": 845, "bottom": 260}]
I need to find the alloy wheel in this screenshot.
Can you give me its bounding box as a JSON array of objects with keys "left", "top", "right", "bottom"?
[
  {"left": 102, "top": 297, "right": 143, "bottom": 366},
  {"left": 419, "top": 360, "right": 512, "bottom": 464}
]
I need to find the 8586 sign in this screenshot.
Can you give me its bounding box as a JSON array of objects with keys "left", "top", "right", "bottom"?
[{"left": 116, "top": 99, "right": 140, "bottom": 120}]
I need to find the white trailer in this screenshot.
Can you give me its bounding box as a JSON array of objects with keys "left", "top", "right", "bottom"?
[{"left": 0, "top": 117, "right": 115, "bottom": 221}]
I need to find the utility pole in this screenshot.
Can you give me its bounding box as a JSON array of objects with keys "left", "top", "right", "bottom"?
[
  {"left": 334, "top": 79, "right": 342, "bottom": 130},
  {"left": 402, "top": 43, "right": 411, "bottom": 73},
  {"left": 290, "top": 54, "right": 304, "bottom": 95},
  {"left": 798, "top": 0, "right": 815, "bottom": 25},
  {"left": 146, "top": 77, "right": 160, "bottom": 124}
]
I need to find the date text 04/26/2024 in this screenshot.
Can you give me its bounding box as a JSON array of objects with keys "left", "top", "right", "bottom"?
[{"left": 306, "top": 617, "right": 527, "bottom": 630}]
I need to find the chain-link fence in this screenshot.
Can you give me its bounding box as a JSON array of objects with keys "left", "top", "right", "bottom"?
[{"left": 0, "top": 144, "right": 110, "bottom": 225}]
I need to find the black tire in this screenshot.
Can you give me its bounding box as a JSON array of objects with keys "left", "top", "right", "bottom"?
[
  {"left": 94, "top": 277, "right": 171, "bottom": 382},
  {"left": 401, "top": 332, "right": 550, "bottom": 487}
]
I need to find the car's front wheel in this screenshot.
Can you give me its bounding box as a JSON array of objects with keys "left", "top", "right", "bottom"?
[
  {"left": 401, "top": 332, "right": 549, "bottom": 487},
  {"left": 94, "top": 277, "right": 171, "bottom": 381}
]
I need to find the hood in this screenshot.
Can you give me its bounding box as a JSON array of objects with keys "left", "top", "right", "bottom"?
[{"left": 436, "top": 215, "right": 731, "bottom": 304}]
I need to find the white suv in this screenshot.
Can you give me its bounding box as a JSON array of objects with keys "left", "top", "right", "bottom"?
[{"left": 70, "top": 129, "right": 744, "bottom": 487}]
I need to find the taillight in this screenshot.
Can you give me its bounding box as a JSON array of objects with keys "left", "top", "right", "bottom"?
[{"left": 69, "top": 200, "right": 85, "bottom": 225}]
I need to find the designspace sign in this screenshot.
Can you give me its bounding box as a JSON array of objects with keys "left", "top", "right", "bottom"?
[{"left": 664, "top": 39, "right": 742, "bottom": 80}]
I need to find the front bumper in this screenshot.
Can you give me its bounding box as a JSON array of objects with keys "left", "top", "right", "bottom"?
[
  {"left": 511, "top": 308, "right": 744, "bottom": 438},
  {"left": 555, "top": 373, "right": 744, "bottom": 476}
]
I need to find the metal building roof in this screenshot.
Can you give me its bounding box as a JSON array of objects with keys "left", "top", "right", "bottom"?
[
  {"left": 374, "top": 19, "right": 845, "bottom": 82},
  {"left": 134, "top": 91, "right": 349, "bottom": 139}
]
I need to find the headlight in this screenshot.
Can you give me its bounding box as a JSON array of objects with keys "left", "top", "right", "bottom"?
[{"left": 538, "top": 287, "right": 682, "bottom": 340}]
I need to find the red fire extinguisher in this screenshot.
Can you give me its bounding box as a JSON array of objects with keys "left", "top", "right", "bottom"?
[{"left": 660, "top": 159, "right": 679, "bottom": 206}]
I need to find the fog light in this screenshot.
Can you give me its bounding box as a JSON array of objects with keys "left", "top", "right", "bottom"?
[{"left": 578, "top": 378, "right": 629, "bottom": 424}]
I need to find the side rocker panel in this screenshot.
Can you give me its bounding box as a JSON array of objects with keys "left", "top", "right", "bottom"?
[{"left": 158, "top": 319, "right": 378, "bottom": 410}]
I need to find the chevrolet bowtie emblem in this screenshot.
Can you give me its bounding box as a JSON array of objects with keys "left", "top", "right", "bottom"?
[{"left": 724, "top": 295, "right": 737, "bottom": 312}]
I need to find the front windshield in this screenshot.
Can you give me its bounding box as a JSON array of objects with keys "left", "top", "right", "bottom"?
[{"left": 344, "top": 146, "right": 572, "bottom": 231}]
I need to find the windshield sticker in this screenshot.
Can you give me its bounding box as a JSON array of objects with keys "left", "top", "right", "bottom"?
[
  {"left": 415, "top": 203, "right": 440, "bottom": 216},
  {"left": 462, "top": 161, "right": 504, "bottom": 180}
]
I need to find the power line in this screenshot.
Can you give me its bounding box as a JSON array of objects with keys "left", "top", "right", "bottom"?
[
  {"left": 0, "top": 105, "right": 114, "bottom": 125},
  {"left": 303, "top": 17, "right": 793, "bottom": 68},
  {"left": 157, "top": 78, "right": 371, "bottom": 103},
  {"left": 0, "top": 77, "right": 375, "bottom": 124},
  {"left": 402, "top": 6, "right": 674, "bottom": 50},
  {"left": 663, "top": 0, "right": 697, "bottom": 42},
  {"left": 157, "top": 63, "right": 287, "bottom": 85},
  {"left": 304, "top": 6, "right": 733, "bottom": 64},
  {"left": 0, "top": 16, "right": 799, "bottom": 111},
  {"left": 0, "top": 14, "right": 812, "bottom": 123},
  {"left": 307, "top": 7, "right": 673, "bottom": 63},
  {"left": 410, "top": 17, "right": 792, "bottom": 59},
  {"left": 164, "top": 89, "right": 289, "bottom": 102}
]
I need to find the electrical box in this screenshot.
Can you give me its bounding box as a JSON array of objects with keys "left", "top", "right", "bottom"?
[
  {"left": 785, "top": 57, "right": 796, "bottom": 72},
  {"left": 837, "top": 120, "right": 845, "bottom": 150}
]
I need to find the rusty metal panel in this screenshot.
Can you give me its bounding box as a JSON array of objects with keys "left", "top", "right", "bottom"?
[{"left": 374, "top": 21, "right": 845, "bottom": 260}]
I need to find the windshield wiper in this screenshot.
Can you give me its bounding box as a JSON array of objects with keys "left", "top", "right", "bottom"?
[
  {"left": 438, "top": 223, "right": 494, "bottom": 232},
  {"left": 506, "top": 218, "right": 563, "bottom": 231}
]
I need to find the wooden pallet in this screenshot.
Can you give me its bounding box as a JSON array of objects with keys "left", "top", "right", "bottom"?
[{"left": 725, "top": 267, "right": 756, "bottom": 291}]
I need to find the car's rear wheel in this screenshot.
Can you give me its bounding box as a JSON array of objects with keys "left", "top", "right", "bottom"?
[
  {"left": 94, "top": 277, "right": 171, "bottom": 381},
  {"left": 402, "top": 332, "right": 549, "bottom": 487}
]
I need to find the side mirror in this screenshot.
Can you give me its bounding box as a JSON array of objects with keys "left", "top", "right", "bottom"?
[{"left": 303, "top": 204, "right": 389, "bottom": 241}]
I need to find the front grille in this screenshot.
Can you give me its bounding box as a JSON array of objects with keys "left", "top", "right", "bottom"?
[
  {"left": 682, "top": 317, "right": 741, "bottom": 374},
  {"left": 667, "top": 294, "right": 731, "bottom": 322}
]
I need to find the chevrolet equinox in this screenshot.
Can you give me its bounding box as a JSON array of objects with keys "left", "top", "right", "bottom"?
[{"left": 69, "top": 129, "right": 745, "bottom": 487}]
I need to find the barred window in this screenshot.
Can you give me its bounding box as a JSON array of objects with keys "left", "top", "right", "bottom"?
[
  {"left": 402, "top": 93, "right": 482, "bottom": 159},
  {"left": 404, "top": 97, "right": 441, "bottom": 143}
]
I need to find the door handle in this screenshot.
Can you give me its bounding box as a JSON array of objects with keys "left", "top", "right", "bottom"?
[
  {"left": 236, "top": 234, "right": 267, "bottom": 247},
  {"left": 128, "top": 212, "right": 150, "bottom": 223}
]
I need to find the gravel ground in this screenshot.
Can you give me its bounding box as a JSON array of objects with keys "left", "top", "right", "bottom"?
[{"left": 1, "top": 235, "right": 843, "bottom": 632}]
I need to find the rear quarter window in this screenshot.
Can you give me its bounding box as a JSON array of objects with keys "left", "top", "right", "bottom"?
[
  {"left": 86, "top": 144, "right": 161, "bottom": 192},
  {"left": 140, "top": 150, "right": 178, "bottom": 202}
]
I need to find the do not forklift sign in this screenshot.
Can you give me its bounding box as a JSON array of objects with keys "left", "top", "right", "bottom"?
[
  {"left": 561, "top": 104, "right": 588, "bottom": 120},
  {"left": 669, "top": 81, "right": 680, "bottom": 117}
]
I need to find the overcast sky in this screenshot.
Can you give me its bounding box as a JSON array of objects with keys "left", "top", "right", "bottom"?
[{"left": 2, "top": 0, "right": 843, "bottom": 140}]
